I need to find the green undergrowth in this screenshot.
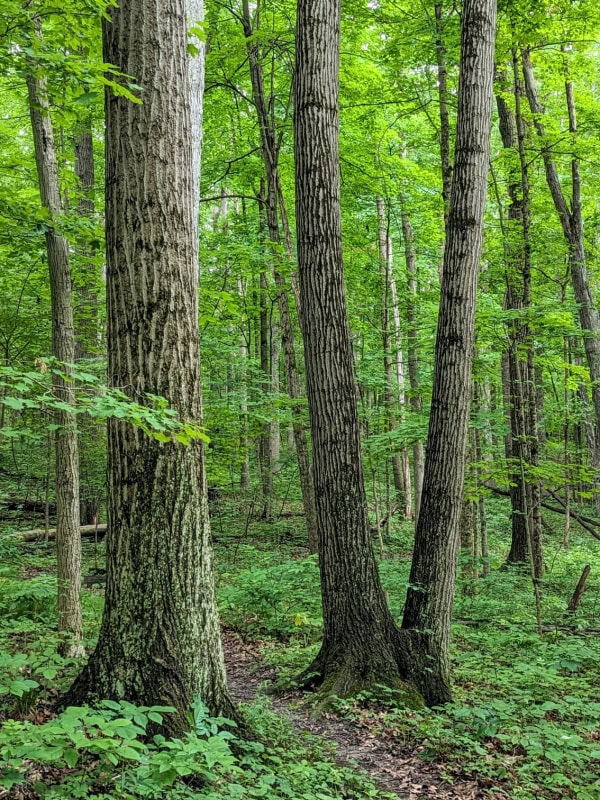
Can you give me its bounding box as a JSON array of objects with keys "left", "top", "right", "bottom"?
[
  {"left": 213, "top": 500, "right": 600, "bottom": 800},
  {"left": 0, "top": 528, "right": 389, "bottom": 799},
  {"left": 1, "top": 497, "right": 600, "bottom": 799}
]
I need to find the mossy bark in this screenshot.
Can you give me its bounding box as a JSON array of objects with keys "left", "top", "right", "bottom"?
[{"left": 62, "top": 0, "right": 234, "bottom": 736}]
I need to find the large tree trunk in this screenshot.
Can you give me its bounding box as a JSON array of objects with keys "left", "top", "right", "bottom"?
[
  {"left": 63, "top": 0, "right": 232, "bottom": 734},
  {"left": 401, "top": 0, "right": 496, "bottom": 704},
  {"left": 294, "top": 0, "right": 415, "bottom": 701},
  {"left": 26, "top": 41, "right": 83, "bottom": 658}
]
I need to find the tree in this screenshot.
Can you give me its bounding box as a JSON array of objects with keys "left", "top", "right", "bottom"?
[
  {"left": 401, "top": 0, "right": 497, "bottom": 703},
  {"left": 26, "top": 24, "right": 83, "bottom": 658},
  {"left": 64, "top": 0, "right": 233, "bottom": 734}
]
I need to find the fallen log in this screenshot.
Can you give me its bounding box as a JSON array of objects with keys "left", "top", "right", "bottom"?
[
  {"left": 1, "top": 498, "right": 56, "bottom": 515},
  {"left": 483, "top": 482, "right": 600, "bottom": 542},
  {"left": 7, "top": 523, "right": 107, "bottom": 542}
]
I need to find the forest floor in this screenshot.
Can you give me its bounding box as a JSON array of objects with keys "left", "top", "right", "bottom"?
[
  {"left": 222, "top": 629, "right": 488, "bottom": 799},
  {"left": 1, "top": 494, "right": 600, "bottom": 799}
]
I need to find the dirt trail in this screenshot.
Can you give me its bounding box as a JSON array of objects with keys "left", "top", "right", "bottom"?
[{"left": 223, "top": 631, "right": 493, "bottom": 800}]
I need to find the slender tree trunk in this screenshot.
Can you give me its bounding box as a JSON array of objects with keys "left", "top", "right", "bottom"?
[
  {"left": 434, "top": 2, "right": 452, "bottom": 223},
  {"left": 26, "top": 41, "right": 83, "bottom": 658},
  {"left": 259, "top": 271, "right": 273, "bottom": 520},
  {"left": 241, "top": 0, "right": 318, "bottom": 548},
  {"left": 523, "top": 48, "right": 600, "bottom": 514},
  {"left": 377, "top": 198, "right": 410, "bottom": 514},
  {"left": 238, "top": 280, "right": 251, "bottom": 491},
  {"left": 63, "top": 0, "right": 233, "bottom": 733},
  {"left": 401, "top": 208, "right": 425, "bottom": 520},
  {"left": 401, "top": 0, "right": 497, "bottom": 704}
]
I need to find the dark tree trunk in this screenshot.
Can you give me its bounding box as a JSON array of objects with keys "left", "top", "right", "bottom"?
[
  {"left": 401, "top": 0, "right": 497, "bottom": 704},
  {"left": 63, "top": 0, "right": 232, "bottom": 734},
  {"left": 294, "top": 0, "right": 418, "bottom": 703}
]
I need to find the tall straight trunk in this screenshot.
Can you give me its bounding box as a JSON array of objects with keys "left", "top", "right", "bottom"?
[
  {"left": 523, "top": 48, "right": 600, "bottom": 514},
  {"left": 270, "top": 315, "right": 281, "bottom": 473},
  {"left": 401, "top": 0, "right": 497, "bottom": 703},
  {"left": 64, "top": 0, "right": 232, "bottom": 733},
  {"left": 434, "top": 2, "right": 452, "bottom": 222},
  {"left": 73, "top": 122, "right": 101, "bottom": 528},
  {"left": 401, "top": 208, "right": 425, "bottom": 520},
  {"left": 377, "top": 198, "right": 410, "bottom": 515},
  {"left": 259, "top": 271, "right": 273, "bottom": 520},
  {"left": 294, "top": 0, "right": 416, "bottom": 701},
  {"left": 388, "top": 236, "right": 413, "bottom": 518},
  {"left": 242, "top": 0, "right": 318, "bottom": 549},
  {"left": 26, "top": 44, "right": 83, "bottom": 658},
  {"left": 238, "top": 279, "right": 251, "bottom": 490}
]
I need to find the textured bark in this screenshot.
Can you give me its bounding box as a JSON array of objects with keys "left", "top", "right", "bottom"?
[
  {"left": 63, "top": 0, "right": 232, "bottom": 733},
  {"left": 434, "top": 2, "right": 452, "bottom": 223},
  {"left": 401, "top": 0, "right": 496, "bottom": 704},
  {"left": 241, "top": 0, "right": 318, "bottom": 549},
  {"left": 27, "top": 50, "right": 83, "bottom": 657},
  {"left": 258, "top": 271, "right": 273, "bottom": 520},
  {"left": 401, "top": 208, "right": 425, "bottom": 520},
  {"left": 294, "top": 0, "right": 420, "bottom": 703}
]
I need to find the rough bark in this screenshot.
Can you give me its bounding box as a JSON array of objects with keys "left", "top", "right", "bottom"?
[
  {"left": 26, "top": 44, "right": 83, "bottom": 658},
  {"left": 294, "top": 0, "right": 420, "bottom": 704},
  {"left": 63, "top": 0, "right": 233, "bottom": 734},
  {"left": 401, "top": 0, "right": 497, "bottom": 704}
]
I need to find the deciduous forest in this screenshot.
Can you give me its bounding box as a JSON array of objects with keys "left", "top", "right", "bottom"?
[{"left": 1, "top": 0, "right": 600, "bottom": 797}]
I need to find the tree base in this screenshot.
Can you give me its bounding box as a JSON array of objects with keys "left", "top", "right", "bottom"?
[{"left": 296, "top": 634, "right": 425, "bottom": 713}]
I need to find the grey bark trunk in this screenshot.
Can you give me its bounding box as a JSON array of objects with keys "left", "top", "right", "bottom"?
[
  {"left": 63, "top": 0, "right": 233, "bottom": 733},
  {"left": 26, "top": 47, "right": 83, "bottom": 658}
]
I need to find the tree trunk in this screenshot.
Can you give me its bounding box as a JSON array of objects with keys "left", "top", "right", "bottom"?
[
  {"left": 377, "top": 198, "right": 410, "bottom": 515},
  {"left": 26, "top": 40, "right": 83, "bottom": 658},
  {"left": 401, "top": 0, "right": 497, "bottom": 704},
  {"left": 523, "top": 48, "right": 600, "bottom": 513},
  {"left": 63, "top": 0, "right": 233, "bottom": 734},
  {"left": 241, "top": 0, "right": 318, "bottom": 549},
  {"left": 294, "top": 0, "right": 418, "bottom": 702},
  {"left": 401, "top": 208, "right": 425, "bottom": 521},
  {"left": 434, "top": 2, "right": 452, "bottom": 224}
]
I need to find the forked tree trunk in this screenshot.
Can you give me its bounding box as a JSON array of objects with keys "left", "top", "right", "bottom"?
[
  {"left": 27, "top": 44, "right": 83, "bottom": 658},
  {"left": 63, "top": 0, "right": 232, "bottom": 733},
  {"left": 401, "top": 0, "right": 496, "bottom": 703}
]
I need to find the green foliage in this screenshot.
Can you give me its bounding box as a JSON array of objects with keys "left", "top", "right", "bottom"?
[{"left": 219, "top": 556, "right": 321, "bottom": 641}]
